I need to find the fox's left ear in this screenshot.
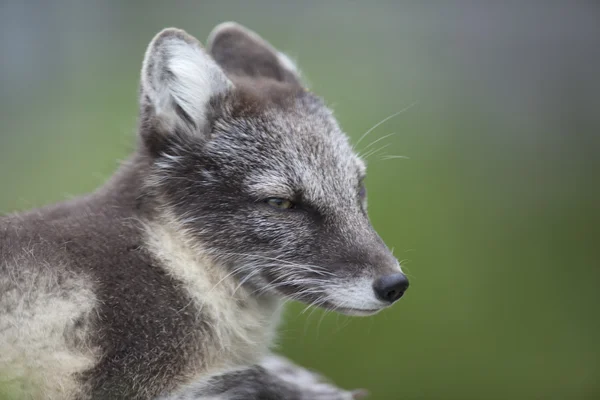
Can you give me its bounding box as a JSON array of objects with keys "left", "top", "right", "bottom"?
[
  {"left": 140, "top": 28, "right": 233, "bottom": 142},
  {"left": 207, "top": 22, "right": 302, "bottom": 86}
]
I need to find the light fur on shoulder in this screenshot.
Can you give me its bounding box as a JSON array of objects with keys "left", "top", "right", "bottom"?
[{"left": 0, "top": 260, "right": 99, "bottom": 400}]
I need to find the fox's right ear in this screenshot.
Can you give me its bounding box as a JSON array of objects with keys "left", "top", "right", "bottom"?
[{"left": 139, "top": 28, "right": 233, "bottom": 151}]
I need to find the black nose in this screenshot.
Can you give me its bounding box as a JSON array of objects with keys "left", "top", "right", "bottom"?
[{"left": 373, "top": 273, "right": 409, "bottom": 303}]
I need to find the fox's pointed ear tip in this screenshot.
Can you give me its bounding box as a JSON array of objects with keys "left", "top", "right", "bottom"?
[
  {"left": 211, "top": 21, "right": 246, "bottom": 32},
  {"left": 206, "top": 21, "right": 252, "bottom": 50},
  {"left": 149, "top": 27, "right": 200, "bottom": 48},
  {"left": 154, "top": 27, "right": 186, "bottom": 37},
  {"left": 141, "top": 27, "right": 200, "bottom": 89}
]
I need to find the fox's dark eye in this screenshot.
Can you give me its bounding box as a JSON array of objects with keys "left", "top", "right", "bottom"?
[{"left": 265, "top": 198, "right": 295, "bottom": 210}]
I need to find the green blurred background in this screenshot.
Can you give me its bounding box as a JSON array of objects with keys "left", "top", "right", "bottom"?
[{"left": 1, "top": 1, "right": 599, "bottom": 399}]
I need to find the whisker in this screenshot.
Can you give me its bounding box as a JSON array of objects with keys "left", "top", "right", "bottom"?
[
  {"left": 333, "top": 312, "right": 352, "bottom": 335},
  {"left": 399, "top": 264, "right": 416, "bottom": 279},
  {"left": 201, "top": 263, "right": 254, "bottom": 301},
  {"left": 379, "top": 155, "right": 410, "bottom": 161},
  {"left": 303, "top": 297, "right": 329, "bottom": 336},
  {"left": 361, "top": 132, "right": 397, "bottom": 152},
  {"left": 316, "top": 306, "right": 333, "bottom": 339},
  {"left": 216, "top": 252, "right": 334, "bottom": 276},
  {"left": 307, "top": 298, "right": 328, "bottom": 320},
  {"left": 361, "top": 143, "right": 391, "bottom": 160},
  {"left": 231, "top": 268, "right": 261, "bottom": 297},
  {"left": 355, "top": 101, "right": 418, "bottom": 146}
]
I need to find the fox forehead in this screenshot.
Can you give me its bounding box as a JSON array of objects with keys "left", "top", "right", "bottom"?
[{"left": 206, "top": 93, "right": 366, "bottom": 207}]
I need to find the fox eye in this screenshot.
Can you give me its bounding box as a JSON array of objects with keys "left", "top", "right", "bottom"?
[{"left": 265, "top": 198, "right": 295, "bottom": 210}]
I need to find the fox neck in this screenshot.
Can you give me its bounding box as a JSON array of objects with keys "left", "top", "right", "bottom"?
[{"left": 143, "top": 212, "right": 283, "bottom": 370}]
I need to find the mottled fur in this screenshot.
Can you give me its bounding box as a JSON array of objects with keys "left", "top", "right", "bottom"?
[{"left": 0, "top": 22, "right": 404, "bottom": 399}]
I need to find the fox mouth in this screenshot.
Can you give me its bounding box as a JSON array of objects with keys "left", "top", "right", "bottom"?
[
  {"left": 319, "top": 302, "right": 386, "bottom": 317},
  {"left": 283, "top": 291, "right": 386, "bottom": 316},
  {"left": 335, "top": 307, "right": 382, "bottom": 316}
]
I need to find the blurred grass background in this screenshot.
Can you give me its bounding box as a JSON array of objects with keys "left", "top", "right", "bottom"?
[{"left": 1, "top": 1, "right": 599, "bottom": 399}]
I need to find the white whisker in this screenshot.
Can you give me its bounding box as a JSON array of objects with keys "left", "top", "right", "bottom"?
[
  {"left": 361, "top": 132, "right": 397, "bottom": 152},
  {"left": 355, "top": 101, "right": 418, "bottom": 146},
  {"left": 379, "top": 155, "right": 410, "bottom": 161},
  {"left": 215, "top": 252, "right": 334, "bottom": 276},
  {"left": 362, "top": 143, "right": 391, "bottom": 160}
]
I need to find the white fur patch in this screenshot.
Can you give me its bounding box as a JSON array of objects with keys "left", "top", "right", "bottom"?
[
  {"left": 143, "top": 215, "right": 282, "bottom": 376},
  {"left": 324, "top": 277, "right": 391, "bottom": 316},
  {"left": 0, "top": 263, "right": 98, "bottom": 399}
]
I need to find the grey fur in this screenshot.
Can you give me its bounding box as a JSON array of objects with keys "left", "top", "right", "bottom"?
[{"left": 0, "top": 23, "right": 405, "bottom": 399}]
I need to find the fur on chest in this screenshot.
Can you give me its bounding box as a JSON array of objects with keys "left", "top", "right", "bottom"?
[{"left": 143, "top": 219, "right": 282, "bottom": 375}]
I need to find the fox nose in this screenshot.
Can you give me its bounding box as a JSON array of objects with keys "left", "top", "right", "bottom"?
[{"left": 373, "top": 273, "right": 409, "bottom": 303}]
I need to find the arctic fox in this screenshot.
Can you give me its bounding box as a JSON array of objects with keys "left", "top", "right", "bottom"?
[{"left": 0, "top": 22, "right": 409, "bottom": 399}]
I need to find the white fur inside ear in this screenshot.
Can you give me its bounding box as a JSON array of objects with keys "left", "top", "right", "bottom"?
[{"left": 142, "top": 29, "right": 233, "bottom": 133}]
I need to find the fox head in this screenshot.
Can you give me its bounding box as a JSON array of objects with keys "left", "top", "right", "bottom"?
[{"left": 138, "top": 23, "right": 408, "bottom": 316}]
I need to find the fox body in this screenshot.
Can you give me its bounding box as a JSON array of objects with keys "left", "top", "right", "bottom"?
[{"left": 0, "top": 23, "right": 408, "bottom": 399}]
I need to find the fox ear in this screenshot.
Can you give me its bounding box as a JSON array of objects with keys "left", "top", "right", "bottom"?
[
  {"left": 140, "top": 28, "right": 233, "bottom": 142},
  {"left": 207, "top": 22, "right": 302, "bottom": 86}
]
